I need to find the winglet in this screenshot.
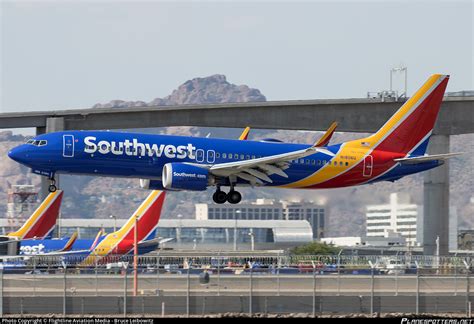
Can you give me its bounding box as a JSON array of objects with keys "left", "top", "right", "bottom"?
[
  {"left": 60, "top": 231, "right": 78, "bottom": 252},
  {"left": 239, "top": 127, "right": 251, "bottom": 140},
  {"left": 8, "top": 190, "right": 64, "bottom": 239},
  {"left": 89, "top": 229, "right": 104, "bottom": 252},
  {"left": 314, "top": 122, "right": 338, "bottom": 147}
]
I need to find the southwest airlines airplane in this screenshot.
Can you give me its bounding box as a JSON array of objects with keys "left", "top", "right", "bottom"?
[
  {"left": 2, "top": 190, "right": 168, "bottom": 262},
  {"left": 8, "top": 74, "right": 459, "bottom": 204}
]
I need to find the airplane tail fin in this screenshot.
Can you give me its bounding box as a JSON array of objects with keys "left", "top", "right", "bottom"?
[
  {"left": 8, "top": 190, "right": 64, "bottom": 240},
  {"left": 89, "top": 229, "right": 104, "bottom": 252},
  {"left": 362, "top": 74, "right": 449, "bottom": 155},
  {"left": 110, "top": 190, "right": 166, "bottom": 247}
]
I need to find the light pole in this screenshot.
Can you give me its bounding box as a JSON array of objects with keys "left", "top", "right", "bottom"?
[
  {"left": 390, "top": 66, "right": 408, "bottom": 98},
  {"left": 248, "top": 230, "right": 255, "bottom": 251},
  {"left": 110, "top": 215, "right": 117, "bottom": 232},
  {"left": 133, "top": 215, "right": 138, "bottom": 297},
  {"left": 177, "top": 214, "right": 183, "bottom": 246},
  {"left": 234, "top": 210, "right": 241, "bottom": 251}
]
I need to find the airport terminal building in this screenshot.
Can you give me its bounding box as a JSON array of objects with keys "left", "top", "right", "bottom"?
[
  {"left": 196, "top": 199, "right": 326, "bottom": 239},
  {"left": 0, "top": 218, "right": 314, "bottom": 250}
]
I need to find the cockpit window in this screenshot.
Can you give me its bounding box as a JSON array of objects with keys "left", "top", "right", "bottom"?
[{"left": 26, "top": 139, "right": 47, "bottom": 146}]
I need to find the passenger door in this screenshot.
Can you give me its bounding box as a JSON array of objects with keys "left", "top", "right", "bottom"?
[
  {"left": 363, "top": 155, "right": 373, "bottom": 177},
  {"left": 63, "top": 135, "right": 74, "bottom": 158}
]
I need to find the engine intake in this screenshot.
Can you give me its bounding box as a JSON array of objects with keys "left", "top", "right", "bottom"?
[{"left": 162, "top": 163, "right": 209, "bottom": 191}]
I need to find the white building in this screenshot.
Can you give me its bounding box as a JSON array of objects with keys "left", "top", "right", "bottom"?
[
  {"left": 321, "top": 231, "right": 406, "bottom": 247},
  {"left": 366, "top": 193, "right": 421, "bottom": 246},
  {"left": 366, "top": 192, "right": 458, "bottom": 250},
  {"left": 195, "top": 199, "right": 326, "bottom": 239}
]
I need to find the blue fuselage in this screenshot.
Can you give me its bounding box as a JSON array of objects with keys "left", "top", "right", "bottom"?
[{"left": 8, "top": 130, "right": 440, "bottom": 189}]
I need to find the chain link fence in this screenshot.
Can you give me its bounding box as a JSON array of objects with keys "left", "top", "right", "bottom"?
[{"left": 0, "top": 254, "right": 472, "bottom": 316}]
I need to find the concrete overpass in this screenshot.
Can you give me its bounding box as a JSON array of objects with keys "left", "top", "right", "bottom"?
[{"left": 1, "top": 96, "right": 473, "bottom": 256}]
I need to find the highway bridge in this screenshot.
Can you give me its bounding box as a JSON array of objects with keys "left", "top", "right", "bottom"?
[{"left": 1, "top": 96, "right": 473, "bottom": 256}]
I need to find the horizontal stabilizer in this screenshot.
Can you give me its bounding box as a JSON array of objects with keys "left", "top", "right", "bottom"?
[
  {"left": 394, "top": 153, "right": 463, "bottom": 164},
  {"left": 137, "top": 237, "right": 174, "bottom": 248}
]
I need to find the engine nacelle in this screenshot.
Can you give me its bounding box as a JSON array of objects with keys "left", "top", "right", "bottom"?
[
  {"left": 139, "top": 179, "right": 165, "bottom": 190},
  {"left": 162, "top": 163, "right": 210, "bottom": 191}
]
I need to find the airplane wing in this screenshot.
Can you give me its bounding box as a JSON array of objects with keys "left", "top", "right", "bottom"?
[
  {"left": 394, "top": 153, "right": 463, "bottom": 165},
  {"left": 239, "top": 127, "right": 251, "bottom": 140},
  {"left": 314, "top": 122, "right": 338, "bottom": 147},
  {"left": 209, "top": 140, "right": 335, "bottom": 185}
]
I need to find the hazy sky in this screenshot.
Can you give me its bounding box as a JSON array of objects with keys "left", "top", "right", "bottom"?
[{"left": 1, "top": 0, "right": 473, "bottom": 112}]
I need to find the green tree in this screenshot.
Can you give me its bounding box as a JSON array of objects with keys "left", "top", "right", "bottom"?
[{"left": 290, "top": 242, "right": 339, "bottom": 255}]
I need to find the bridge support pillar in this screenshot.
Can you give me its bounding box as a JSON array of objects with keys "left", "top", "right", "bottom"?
[{"left": 423, "top": 134, "right": 450, "bottom": 256}]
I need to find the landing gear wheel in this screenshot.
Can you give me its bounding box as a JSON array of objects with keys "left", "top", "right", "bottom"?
[
  {"left": 213, "top": 191, "right": 227, "bottom": 204},
  {"left": 227, "top": 191, "right": 242, "bottom": 204},
  {"left": 48, "top": 176, "right": 57, "bottom": 193}
]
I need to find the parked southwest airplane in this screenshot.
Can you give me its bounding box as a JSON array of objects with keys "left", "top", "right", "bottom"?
[
  {"left": 1, "top": 190, "right": 168, "bottom": 261},
  {"left": 5, "top": 190, "right": 63, "bottom": 241},
  {"left": 8, "top": 74, "right": 460, "bottom": 204}
]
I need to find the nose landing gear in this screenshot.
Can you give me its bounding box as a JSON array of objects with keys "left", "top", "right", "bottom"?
[{"left": 48, "top": 176, "right": 57, "bottom": 193}]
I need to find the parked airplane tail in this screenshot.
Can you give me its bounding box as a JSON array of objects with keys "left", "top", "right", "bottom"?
[
  {"left": 113, "top": 190, "right": 165, "bottom": 244},
  {"left": 362, "top": 74, "right": 449, "bottom": 156},
  {"left": 8, "top": 190, "right": 63, "bottom": 239},
  {"left": 88, "top": 190, "right": 166, "bottom": 257}
]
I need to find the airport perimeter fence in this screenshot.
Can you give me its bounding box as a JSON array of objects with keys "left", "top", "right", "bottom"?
[{"left": 0, "top": 254, "right": 472, "bottom": 317}]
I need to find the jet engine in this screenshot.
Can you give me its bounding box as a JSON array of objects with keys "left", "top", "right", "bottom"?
[{"left": 162, "top": 163, "right": 210, "bottom": 191}]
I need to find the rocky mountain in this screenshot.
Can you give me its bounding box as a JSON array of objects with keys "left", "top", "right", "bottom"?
[
  {"left": 1, "top": 75, "right": 472, "bottom": 238},
  {"left": 93, "top": 74, "right": 266, "bottom": 108}
]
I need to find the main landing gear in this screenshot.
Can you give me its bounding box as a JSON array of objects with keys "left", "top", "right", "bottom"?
[
  {"left": 48, "top": 176, "right": 57, "bottom": 193},
  {"left": 212, "top": 186, "right": 242, "bottom": 204}
]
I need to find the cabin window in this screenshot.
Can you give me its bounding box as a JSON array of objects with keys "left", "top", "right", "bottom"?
[
  {"left": 299, "top": 159, "right": 305, "bottom": 164},
  {"left": 311, "top": 160, "right": 316, "bottom": 165},
  {"left": 251, "top": 155, "right": 256, "bottom": 159},
  {"left": 234, "top": 154, "right": 239, "bottom": 159},
  {"left": 345, "top": 162, "right": 349, "bottom": 166},
  {"left": 240, "top": 154, "right": 244, "bottom": 160},
  {"left": 222, "top": 153, "right": 227, "bottom": 158},
  {"left": 245, "top": 155, "right": 250, "bottom": 160},
  {"left": 216, "top": 153, "right": 221, "bottom": 158},
  {"left": 339, "top": 161, "right": 343, "bottom": 166}
]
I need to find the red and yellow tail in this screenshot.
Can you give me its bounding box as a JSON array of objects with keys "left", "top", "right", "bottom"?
[
  {"left": 85, "top": 190, "right": 166, "bottom": 261},
  {"left": 8, "top": 190, "right": 63, "bottom": 239},
  {"left": 361, "top": 74, "right": 449, "bottom": 154}
]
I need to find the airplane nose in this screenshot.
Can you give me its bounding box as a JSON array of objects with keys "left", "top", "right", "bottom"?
[{"left": 8, "top": 146, "right": 26, "bottom": 164}]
